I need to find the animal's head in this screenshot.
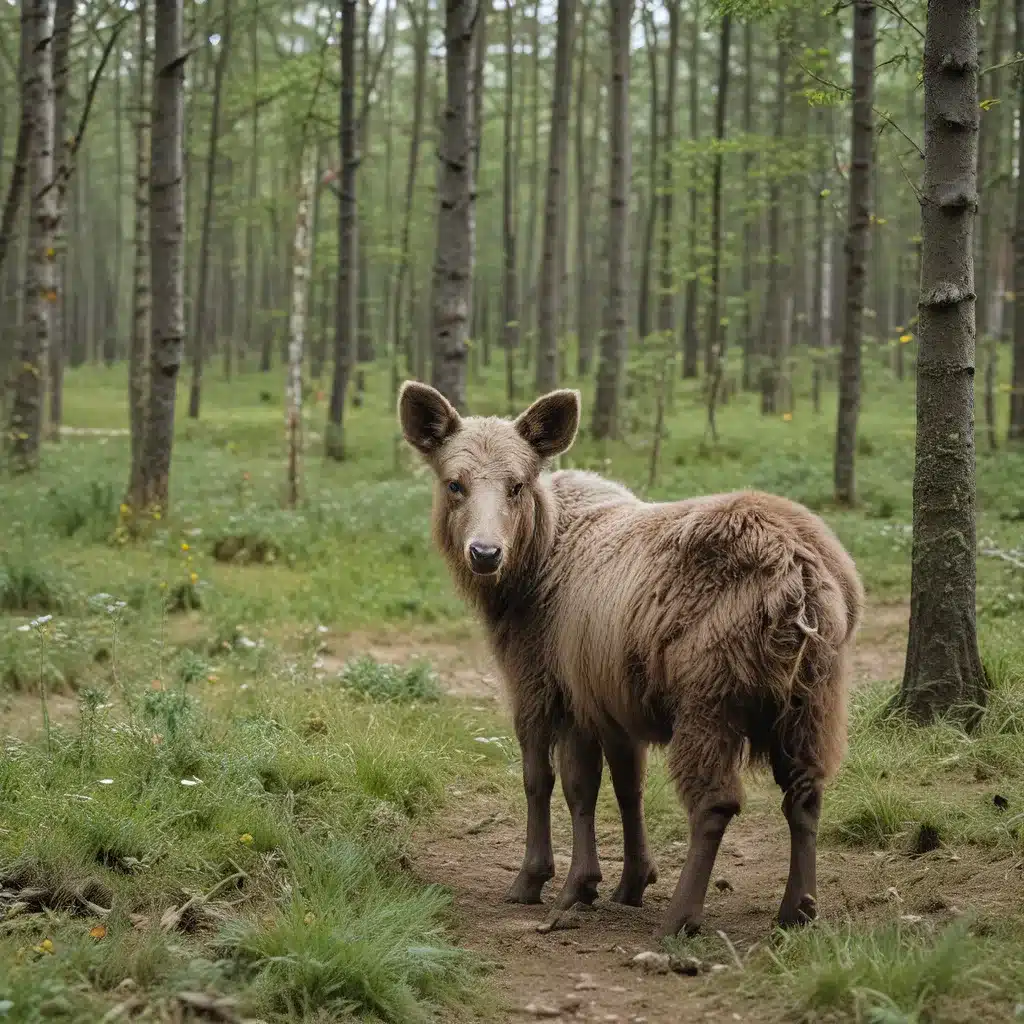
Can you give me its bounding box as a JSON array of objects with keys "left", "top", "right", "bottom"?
[{"left": 398, "top": 381, "right": 580, "bottom": 580}]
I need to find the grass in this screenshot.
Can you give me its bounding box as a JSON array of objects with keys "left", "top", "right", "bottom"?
[{"left": 0, "top": 354, "right": 1022, "bottom": 1021}]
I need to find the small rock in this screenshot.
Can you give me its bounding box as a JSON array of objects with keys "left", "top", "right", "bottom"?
[
  {"left": 631, "top": 951, "right": 671, "bottom": 974},
  {"left": 900, "top": 914, "right": 924, "bottom": 924},
  {"left": 574, "top": 974, "right": 598, "bottom": 992},
  {"left": 561, "top": 994, "right": 583, "bottom": 1012},
  {"left": 524, "top": 1002, "right": 561, "bottom": 1018},
  {"left": 710, "top": 963, "right": 729, "bottom": 973},
  {"left": 714, "top": 878, "right": 733, "bottom": 893},
  {"left": 115, "top": 979, "right": 137, "bottom": 993},
  {"left": 669, "top": 955, "right": 703, "bottom": 976}
]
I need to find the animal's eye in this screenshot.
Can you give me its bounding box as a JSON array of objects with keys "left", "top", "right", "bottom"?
[
  {"left": 509, "top": 482, "right": 524, "bottom": 499},
  {"left": 447, "top": 480, "right": 463, "bottom": 495}
]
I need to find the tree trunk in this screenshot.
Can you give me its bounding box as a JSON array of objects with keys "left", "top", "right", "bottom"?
[
  {"left": 834, "top": 0, "right": 874, "bottom": 505},
  {"left": 137, "top": 0, "right": 185, "bottom": 513},
  {"left": 326, "top": 0, "right": 358, "bottom": 457},
  {"left": 389, "top": 0, "right": 429, "bottom": 391},
  {"left": 502, "top": 0, "right": 520, "bottom": 408},
  {"left": 591, "top": 0, "right": 633, "bottom": 440},
  {"left": 705, "top": 14, "right": 732, "bottom": 441},
  {"left": 1012, "top": 0, "right": 1024, "bottom": 442},
  {"left": 286, "top": 155, "right": 315, "bottom": 508},
  {"left": 896, "top": 0, "right": 987, "bottom": 724},
  {"left": 188, "top": 0, "right": 231, "bottom": 420},
  {"left": 535, "top": 0, "right": 576, "bottom": 394},
  {"left": 0, "top": 18, "right": 30, "bottom": 284},
  {"left": 656, "top": 0, "right": 679, "bottom": 361},
  {"left": 46, "top": 0, "right": 73, "bottom": 442},
  {"left": 740, "top": 19, "right": 755, "bottom": 391},
  {"left": 245, "top": 0, "right": 261, "bottom": 372},
  {"left": 811, "top": 105, "right": 827, "bottom": 411},
  {"left": 759, "top": 39, "right": 786, "bottom": 415},
  {"left": 521, "top": 0, "right": 541, "bottom": 360},
  {"left": 576, "top": 13, "right": 603, "bottom": 377},
  {"left": 681, "top": 0, "right": 701, "bottom": 379},
  {"left": 429, "top": 0, "right": 479, "bottom": 411},
  {"left": 128, "top": 0, "right": 151, "bottom": 505},
  {"left": 7, "top": 0, "right": 55, "bottom": 474},
  {"left": 637, "top": 5, "right": 658, "bottom": 343}
]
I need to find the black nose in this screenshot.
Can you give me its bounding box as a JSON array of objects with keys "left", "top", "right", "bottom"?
[{"left": 468, "top": 542, "right": 502, "bottom": 574}]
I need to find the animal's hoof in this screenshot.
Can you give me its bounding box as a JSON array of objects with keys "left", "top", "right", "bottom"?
[
  {"left": 610, "top": 862, "right": 658, "bottom": 907},
  {"left": 656, "top": 911, "right": 703, "bottom": 939},
  {"left": 552, "top": 874, "right": 601, "bottom": 912},
  {"left": 505, "top": 871, "right": 550, "bottom": 905},
  {"left": 778, "top": 893, "right": 817, "bottom": 928}
]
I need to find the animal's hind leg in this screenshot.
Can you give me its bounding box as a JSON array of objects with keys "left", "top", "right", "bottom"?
[
  {"left": 771, "top": 660, "right": 847, "bottom": 928},
  {"left": 550, "top": 721, "right": 604, "bottom": 911},
  {"left": 659, "top": 713, "right": 744, "bottom": 938},
  {"left": 602, "top": 728, "right": 658, "bottom": 906}
]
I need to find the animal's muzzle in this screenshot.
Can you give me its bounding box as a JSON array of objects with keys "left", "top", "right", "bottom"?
[{"left": 468, "top": 542, "right": 502, "bottom": 575}]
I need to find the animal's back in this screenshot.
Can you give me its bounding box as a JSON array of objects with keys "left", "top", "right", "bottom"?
[{"left": 539, "top": 474, "right": 863, "bottom": 745}]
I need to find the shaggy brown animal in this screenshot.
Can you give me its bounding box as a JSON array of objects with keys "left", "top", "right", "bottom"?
[{"left": 398, "top": 381, "right": 864, "bottom": 936}]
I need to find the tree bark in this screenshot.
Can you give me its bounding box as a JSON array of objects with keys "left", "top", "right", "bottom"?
[
  {"left": 0, "top": 20, "right": 30, "bottom": 282},
  {"left": 245, "top": 0, "right": 261, "bottom": 372},
  {"left": 656, "top": 0, "right": 679, "bottom": 361},
  {"left": 326, "top": 0, "right": 358, "bottom": 457},
  {"left": 188, "top": 0, "right": 232, "bottom": 420},
  {"left": 7, "top": 0, "right": 55, "bottom": 474},
  {"left": 1012, "top": 0, "right": 1024, "bottom": 441},
  {"left": 834, "top": 0, "right": 875, "bottom": 505},
  {"left": 286, "top": 155, "right": 314, "bottom": 508},
  {"left": 502, "top": 0, "right": 520, "bottom": 408},
  {"left": 535, "top": 0, "right": 576, "bottom": 394},
  {"left": 637, "top": 2, "right": 658, "bottom": 344},
  {"left": 759, "top": 38, "right": 786, "bottom": 415},
  {"left": 591, "top": 0, "right": 633, "bottom": 440},
  {"left": 46, "top": 0, "right": 73, "bottom": 441},
  {"left": 389, "top": 0, "right": 429, "bottom": 391},
  {"left": 705, "top": 13, "right": 732, "bottom": 441},
  {"left": 429, "top": 0, "right": 479, "bottom": 411},
  {"left": 128, "top": 0, "right": 151, "bottom": 506},
  {"left": 137, "top": 0, "right": 185, "bottom": 512},
  {"left": 681, "top": 0, "right": 701, "bottom": 379},
  {"left": 740, "top": 19, "right": 755, "bottom": 391},
  {"left": 896, "top": 0, "right": 987, "bottom": 724},
  {"left": 576, "top": 11, "right": 602, "bottom": 377}
]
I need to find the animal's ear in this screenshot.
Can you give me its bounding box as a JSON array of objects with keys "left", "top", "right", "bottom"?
[
  {"left": 398, "top": 380, "right": 461, "bottom": 456},
  {"left": 515, "top": 389, "right": 581, "bottom": 459}
]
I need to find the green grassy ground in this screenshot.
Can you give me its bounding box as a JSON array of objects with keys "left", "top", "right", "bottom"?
[{"left": 1, "top": 353, "right": 1023, "bottom": 1022}]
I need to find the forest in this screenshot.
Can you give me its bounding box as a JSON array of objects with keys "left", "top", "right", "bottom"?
[{"left": 1, "top": 0, "right": 1024, "bottom": 1020}]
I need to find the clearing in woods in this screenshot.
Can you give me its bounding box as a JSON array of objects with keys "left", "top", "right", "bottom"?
[{"left": 2, "top": 366, "right": 1024, "bottom": 1022}]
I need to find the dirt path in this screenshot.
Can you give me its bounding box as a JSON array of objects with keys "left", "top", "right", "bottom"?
[{"left": 402, "top": 602, "right": 920, "bottom": 1023}]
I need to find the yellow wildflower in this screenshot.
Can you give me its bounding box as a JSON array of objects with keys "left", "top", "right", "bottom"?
[
  {"left": 34, "top": 938, "right": 55, "bottom": 955},
  {"left": 190, "top": 572, "right": 198, "bottom": 584},
  {"left": 181, "top": 542, "right": 189, "bottom": 552},
  {"left": 239, "top": 833, "right": 254, "bottom": 845},
  {"left": 899, "top": 333, "right": 913, "bottom": 344},
  {"left": 782, "top": 412, "right": 793, "bottom": 422}
]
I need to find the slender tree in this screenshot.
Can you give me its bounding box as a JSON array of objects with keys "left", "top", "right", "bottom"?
[
  {"left": 286, "top": 155, "right": 315, "bottom": 508},
  {"left": 896, "top": 0, "right": 987, "bottom": 723},
  {"left": 592, "top": 0, "right": 633, "bottom": 439},
  {"left": 705, "top": 13, "right": 732, "bottom": 440},
  {"left": 1010, "top": 0, "right": 1024, "bottom": 442},
  {"left": 7, "top": 0, "right": 56, "bottom": 474},
  {"left": 46, "top": 0, "right": 73, "bottom": 441},
  {"left": 326, "top": 0, "right": 358, "bottom": 457},
  {"left": 502, "top": 0, "right": 520, "bottom": 407},
  {"left": 834, "top": 0, "right": 875, "bottom": 505},
  {"left": 189, "top": 0, "right": 232, "bottom": 420},
  {"left": 128, "top": 0, "right": 151, "bottom": 504},
  {"left": 536, "top": 0, "right": 577, "bottom": 394},
  {"left": 135, "top": 0, "right": 185, "bottom": 512},
  {"left": 656, "top": 0, "right": 679, "bottom": 366},
  {"left": 681, "top": 0, "right": 701, "bottom": 379},
  {"left": 429, "top": 0, "right": 480, "bottom": 410}
]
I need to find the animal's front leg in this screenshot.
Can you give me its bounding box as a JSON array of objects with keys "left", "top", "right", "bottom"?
[
  {"left": 506, "top": 714, "right": 556, "bottom": 904},
  {"left": 602, "top": 729, "right": 658, "bottom": 906},
  {"left": 550, "top": 722, "right": 604, "bottom": 911}
]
